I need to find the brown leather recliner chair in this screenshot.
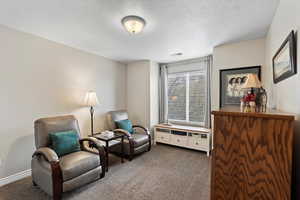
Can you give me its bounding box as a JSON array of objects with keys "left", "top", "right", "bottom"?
[
  {"left": 31, "top": 115, "right": 106, "bottom": 200},
  {"left": 107, "top": 110, "right": 151, "bottom": 161}
]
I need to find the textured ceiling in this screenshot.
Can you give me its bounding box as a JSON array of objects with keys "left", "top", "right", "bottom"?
[{"left": 0, "top": 0, "right": 279, "bottom": 63}]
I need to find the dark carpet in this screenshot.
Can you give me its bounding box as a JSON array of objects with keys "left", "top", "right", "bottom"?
[{"left": 0, "top": 144, "right": 211, "bottom": 200}]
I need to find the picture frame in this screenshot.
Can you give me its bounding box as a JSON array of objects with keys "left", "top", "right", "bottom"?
[
  {"left": 272, "top": 30, "right": 297, "bottom": 83},
  {"left": 219, "top": 66, "right": 261, "bottom": 108}
]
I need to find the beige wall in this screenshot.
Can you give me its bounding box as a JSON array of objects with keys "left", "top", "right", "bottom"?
[
  {"left": 0, "top": 25, "right": 126, "bottom": 179},
  {"left": 263, "top": 0, "right": 300, "bottom": 196},
  {"left": 126, "top": 60, "right": 159, "bottom": 130},
  {"left": 126, "top": 61, "right": 150, "bottom": 127},
  {"left": 212, "top": 38, "right": 266, "bottom": 110}
]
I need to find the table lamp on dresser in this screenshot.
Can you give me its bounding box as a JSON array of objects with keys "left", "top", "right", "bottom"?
[
  {"left": 85, "top": 90, "right": 99, "bottom": 136},
  {"left": 242, "top": 73, "right": 262, "bottom": 94},
  {"left": 242, "top": 73, "right": 267, "bottom": 111}
]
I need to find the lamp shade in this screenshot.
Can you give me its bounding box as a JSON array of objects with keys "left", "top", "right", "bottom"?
[
  {"left": 85, "top": 91, "right": 99, "bottom": 107},
  {"left": 242, "top": 74, "right": 262, "bottom": 89}
]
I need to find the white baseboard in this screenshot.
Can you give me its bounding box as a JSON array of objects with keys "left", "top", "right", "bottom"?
[{"left": 0, "top": 169, "right": 31, "bottom": 187}]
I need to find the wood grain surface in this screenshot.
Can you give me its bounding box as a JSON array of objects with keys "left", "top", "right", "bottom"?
[{"left": 211, "top": 111, "right": 294, "bottom": 200}]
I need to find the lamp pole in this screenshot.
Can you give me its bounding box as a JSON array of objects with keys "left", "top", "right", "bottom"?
[
  {"left": 90, "top": 106, "right": 94, "bottom": 136},
  {"left": 86, "top": 90, "right": 99, "bottom": 136}
]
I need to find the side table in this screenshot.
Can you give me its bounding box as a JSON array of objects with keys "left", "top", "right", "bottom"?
[{"left": 92, "top": 133, "right": 124, "bottom": 172}]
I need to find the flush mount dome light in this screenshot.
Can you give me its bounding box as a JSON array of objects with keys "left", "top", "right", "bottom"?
[{"left": 121, "top": 15, "right": 146, "bottom": 34}]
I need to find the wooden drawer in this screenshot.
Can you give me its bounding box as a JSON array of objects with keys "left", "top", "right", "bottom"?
[
  {"left": 189, "top": 134, "right": 209, "bottom": 147},
  {"left": 188, "top": 137, "right": 208, "bottom": 150},
  {"left": 155, "top": 132, "right": 171, "bottom": 143},
  {"left": 171, "top": 135, "right": 188, "bottom": 147}
]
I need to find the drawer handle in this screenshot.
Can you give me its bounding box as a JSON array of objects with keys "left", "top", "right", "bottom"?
[
  {"left": 161, "top": 137, "right": 164, "bottom": 139},
  {"left": 177, "top": 139, "right": 180, "bottom": 142},
  {"left": 196, "top": 142, "right": 199, "bottom": 145}
]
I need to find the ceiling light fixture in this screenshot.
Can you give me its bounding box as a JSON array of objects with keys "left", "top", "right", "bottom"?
[{"left": 121, "top": 15, "right": 146, "bottom": 34}]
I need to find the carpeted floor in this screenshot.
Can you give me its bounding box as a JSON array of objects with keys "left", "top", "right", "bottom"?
[{"left": 0, "top": 144, "right": 211, "bottom": 200}]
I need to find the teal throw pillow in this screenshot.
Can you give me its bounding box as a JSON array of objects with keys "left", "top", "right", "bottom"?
[
  {"left": 116, "top": 119, "right": 133, "bottom": 134},
  {"left": 49, "top": 130, "right": 81, "bottom": 157}
]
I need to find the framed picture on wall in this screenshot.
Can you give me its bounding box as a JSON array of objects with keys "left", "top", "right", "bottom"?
[
  {"left": 272, "top": 30, "right": 297, "bottom": 83},
  {"left": 220, "top": 66, "right": 261, "bottom": 108}
]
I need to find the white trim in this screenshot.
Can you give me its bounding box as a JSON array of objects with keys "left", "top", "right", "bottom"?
[{"left": 0, "top": 169, "right": 31, "bottom": 187}]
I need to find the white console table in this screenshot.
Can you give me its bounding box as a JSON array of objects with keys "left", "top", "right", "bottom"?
[{"left": 154, "top": 124, "right": 211, "bottom": 156}]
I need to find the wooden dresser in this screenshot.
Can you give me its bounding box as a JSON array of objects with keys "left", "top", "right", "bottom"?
[{"left": 211, "top": 107, "right": 294, "bottom": 200}]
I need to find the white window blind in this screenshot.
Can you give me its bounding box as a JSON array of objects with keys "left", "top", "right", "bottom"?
[
  {"left": 161, "top": 56, "right": 211, "bottom": 127},
  {"left": 168, "top": 71, "right": 206, "bottom": 125}
]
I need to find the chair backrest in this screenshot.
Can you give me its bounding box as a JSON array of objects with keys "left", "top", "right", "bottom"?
[
  {"left": 34, "top": 115, "right": 81, "bottom": 149},
  {"left": 107, "top": 110, "right": 129, "bottom": 130}
]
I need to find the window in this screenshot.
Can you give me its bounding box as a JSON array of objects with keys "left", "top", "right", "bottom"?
[
  {"left": 168, "top": 71, "right": 207, "bottom": 125},
  {"left": 159, "top": 56, "right": 212, "bottom": 128}
]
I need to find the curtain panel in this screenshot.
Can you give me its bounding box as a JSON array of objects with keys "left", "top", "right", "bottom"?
[
  {"left": 205, "top": 55, "right": 212, "bottom": 128},
  {"left": 158, "top": 64, "right": 169, "bottom": 123}
]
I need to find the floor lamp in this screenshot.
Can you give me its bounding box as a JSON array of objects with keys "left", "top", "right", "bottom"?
[{"left": 85, "top": 91, "right": 99, "bottom": 136}]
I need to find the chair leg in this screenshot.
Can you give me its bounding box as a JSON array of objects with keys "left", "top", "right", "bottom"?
[
  {"left": 129, "top": 141, "right": 134, "bottom": 161},
  {"left": 52, "top": 183, "right": 62, "bottom": 200},
  {"left": 32, "top": 181, "right": 37, "bottom": 186},
  {"left": 50, "top": 162, "right": 63, "bottom": 200},
  {"left": 148, "top": 135, "right": 152, "bottom": 151},
  {"left": 148, "top": 141, "right": 152, "bottom": 151},
  {"left": 53, "top": 193, "right": 62, "bottom": 200},
  {"left": 129, "top": 154, "right": 133, "bottom": 161}
]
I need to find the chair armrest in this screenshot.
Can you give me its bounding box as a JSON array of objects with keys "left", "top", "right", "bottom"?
[
  {"left": 80, "top": 137, "right": 106, "bottom": 178},
  {"left": 133, "top": 125, "right": 152, "bottom": 151},
  {"left": 79, "top": 137, "right": 105, "bottom": 157},
  {"left": 113, "top": 129, "right": 133, "bottom": 138},
  {"left": 133, "top": 125, "right": 150, "bottom": 135},
  {"left": 113, "top": 129, "right": 135, "bottom": 157},
  {"left": 33, "top": 147, "right": 63, "bottom": 197},
  {"left": 32, "top": 147, "right": 59, "bottom": 163}
]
